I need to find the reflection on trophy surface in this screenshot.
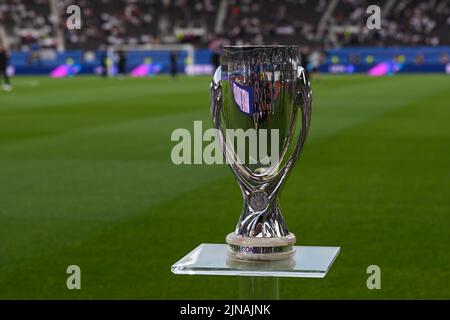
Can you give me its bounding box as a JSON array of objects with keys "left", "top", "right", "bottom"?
[{"left": 210, "top": 46, "right": 312, "bottom": 261}]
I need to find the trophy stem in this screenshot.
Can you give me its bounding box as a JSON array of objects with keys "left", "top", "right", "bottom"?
[
  {"left": 236, "top": 192, "right": 290, "bottom": 238},
  {"left": 226, "top": 190, "right": 296, "bottom": 261}
]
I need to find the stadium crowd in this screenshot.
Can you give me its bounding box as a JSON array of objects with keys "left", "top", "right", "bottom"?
[
  {"left": 0, "top": 0, "right": 56, "bottom": 50},
  {"left": 327, "top": 0, "right": 450, "bottom": 47},
  {"left": 0, "top": 0, "right": 449, "bottom": 51}
]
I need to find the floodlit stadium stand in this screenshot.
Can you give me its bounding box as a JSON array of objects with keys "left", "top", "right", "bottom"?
[
  {"left": 1, "top": 0, "right": 449, "bottom": 51},
  {"left": 0, "top": 0, "right": 449, "bottom": 75}
]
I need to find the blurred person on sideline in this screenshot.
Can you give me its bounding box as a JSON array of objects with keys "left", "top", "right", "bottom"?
[
  {"left": 309, "top": 48, "right": 321, "bottom": 79},
  {"left": 300, "top": 47, "right": 310, "bottom": 79},
  {"left": 99, "top": 47, "right": 108, "bottom": 78},
  {"left": 209, "top": 37, "right": 223, "bottom": 72},
  {"left": 117, "top": 49, "right": 127, "bottom": 80},
  {"left": 210, "top": 48, "right": 221, "bottom": 73},
  {"left": 169, "top": 51, "right": 178, "bottom": 78},
  {"left": 0, "top": 45, "right": 12, "bottom": 91}
]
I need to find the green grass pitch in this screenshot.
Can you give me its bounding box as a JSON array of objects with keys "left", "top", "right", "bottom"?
[{"left": 0, "top": 75, "right": 449, "bottom": 299}]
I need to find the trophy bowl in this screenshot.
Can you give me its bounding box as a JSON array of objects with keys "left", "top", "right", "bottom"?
[{"left": 210, "top": 45, "right": 312, "bottom": 261}]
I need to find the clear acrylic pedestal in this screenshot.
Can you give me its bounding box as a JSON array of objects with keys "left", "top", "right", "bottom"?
[{"left": 172, "top": 244, "right": 340, "bottom": 299}]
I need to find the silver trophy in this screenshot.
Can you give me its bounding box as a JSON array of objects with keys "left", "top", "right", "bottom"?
[{"left": 210, "top": 45, "right": 312, "bottom": 261}]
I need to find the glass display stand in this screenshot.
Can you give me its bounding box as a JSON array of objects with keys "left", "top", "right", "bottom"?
[{"left": 172, "top": 244, "right": 340, "bottom": 299}]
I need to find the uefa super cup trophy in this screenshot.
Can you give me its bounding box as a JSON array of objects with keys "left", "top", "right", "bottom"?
[{"left": 210, "top": 46, "right": 312, "bottom": 261}]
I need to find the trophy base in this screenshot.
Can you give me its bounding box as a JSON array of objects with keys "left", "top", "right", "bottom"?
[{"left": 226, "top": 232, "right": 296, "bottom": 261}]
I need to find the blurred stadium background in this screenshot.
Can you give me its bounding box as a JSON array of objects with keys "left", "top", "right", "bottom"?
[{"left": 0, "top": 0, "right": 449, "bottom": 299}]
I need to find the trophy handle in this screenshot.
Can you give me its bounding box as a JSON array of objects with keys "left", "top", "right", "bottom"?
[
  {"left": 289, "top": 66, "right": 312, "bottom": 165},
  {"left": 210, "top": 66, "right": 222, "bottom": 131}
]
